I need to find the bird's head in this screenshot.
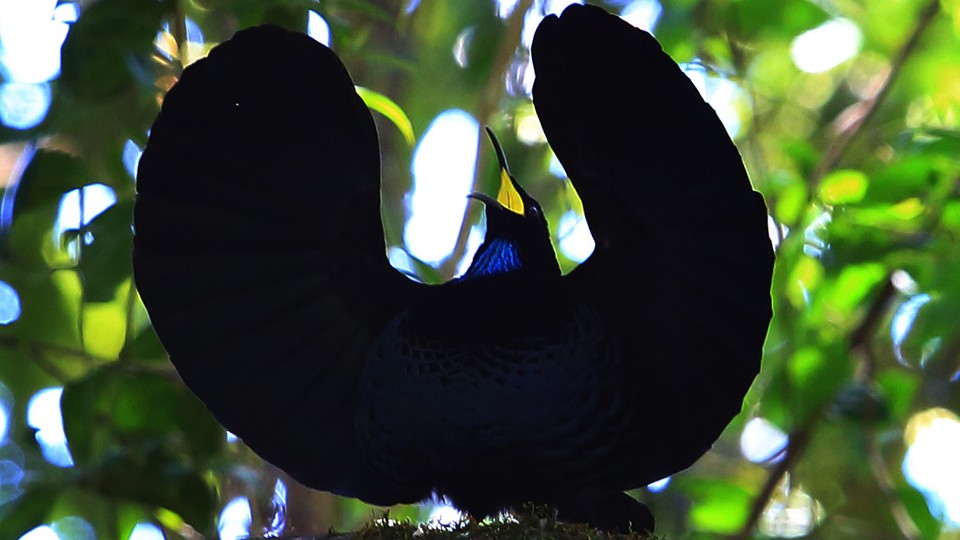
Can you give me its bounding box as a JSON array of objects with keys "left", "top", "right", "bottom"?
[{"left": 461, "top": 128, "right": 560, "bottom": 281}]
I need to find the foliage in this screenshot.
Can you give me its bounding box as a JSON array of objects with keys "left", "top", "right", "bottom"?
[
  {"left": 0, "top": 0, "right": 959, "bottom": 538},
  {"left": 348, "top": 504, "right": 659, "bottom": 540}
]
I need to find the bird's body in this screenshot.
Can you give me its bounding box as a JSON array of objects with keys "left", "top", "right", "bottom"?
[{"left": 133, "top": 4, "right": 774, "bottom": 533}]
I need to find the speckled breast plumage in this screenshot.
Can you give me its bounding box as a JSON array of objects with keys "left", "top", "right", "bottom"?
[{"left": 355, "top": 298, "right": 633, "bottom": 511}]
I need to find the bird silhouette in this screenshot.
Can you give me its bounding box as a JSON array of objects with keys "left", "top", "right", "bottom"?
[{"left": 133, "top": 3, "right": 774, "bottom": 533}]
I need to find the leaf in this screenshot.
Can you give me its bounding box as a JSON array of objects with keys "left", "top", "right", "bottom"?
[
  {"left": 356, "top": 86, "right": 416, "bottom": 146},
  {"left": 61, "top": 365, "right": 222, "bottom": 466},
  {"left": 8, "top": 150, "right": 90, "bottom": 216},
  {"left": 788, "top": 344, "right": 851, "bottom": 419},
  {"left": 819, "top": 169, "right": 868, "bottom": 205},
  {"left": 84, "top": 448, "right": 216, "bottom": 534},
  {"left": 59, "top": 0, "right": 172, "bottom": 100},
  {"left": 3, "top": 150, "right": 90, "bottom": 267},
  {"left": 821, "top": 262, "right": 886, "bottom": 319},
  {"left": 0, "top": 266, "right": 82, "bottom": 349},
  {"left": 122, "top": 324, "right": 168, "bottom": 363},
  {"left": 679, "top": 478, "right": 753, "bottom": 534},
  {"left": 786, "top": 256, "right": 823, "bottom": 308},
  {"left": 876, "top": 369, "right": 920, "bottom": 422},
  {"left": 78, "top": 200, "right": 133, "bottom": 303},
  {"left": 730, "top": 0, "right": 829, "bottom": 38},
  {"left": 867, "top": 157, "right": 937, "bottom": 204},
  {"left": 776, "top": 182, "right": 808, "bottom": 225},
  {"left": 62, "top": 367, "right": 178, "bottom": 465}
]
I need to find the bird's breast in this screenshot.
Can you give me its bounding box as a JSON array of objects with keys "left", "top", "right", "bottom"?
[{"left": 354, "top": 299, "right": 635, "bottom": 501}]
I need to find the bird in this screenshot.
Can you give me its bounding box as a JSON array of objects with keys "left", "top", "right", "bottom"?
[{"left": 132, "top": 3, "right": 774, "bottom": 534}]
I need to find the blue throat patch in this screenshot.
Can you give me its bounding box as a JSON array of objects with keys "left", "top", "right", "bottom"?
[{"left": 464, "top": 237, "right": 522, "bottom": 279}]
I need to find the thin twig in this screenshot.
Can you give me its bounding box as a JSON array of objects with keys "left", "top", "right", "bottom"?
[
  {"left": 734, "top": 417, "right": 816, "bottom": 539},
  {"left": 850, "top": 274, "right": 897, "bottom": 381},
  {"left": 737, "top": 272, "right": 904, "bottom": 538},
  {"left": 810, "top": 0, "right": 941, "bottom": 183}
]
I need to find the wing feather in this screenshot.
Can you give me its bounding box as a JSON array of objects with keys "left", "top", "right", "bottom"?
[
  {"left": 533, "top": 4, "right": 774, "bottom": 484},
  {"left": 133, "top": 25, "right": 422, "bottom": 502}
]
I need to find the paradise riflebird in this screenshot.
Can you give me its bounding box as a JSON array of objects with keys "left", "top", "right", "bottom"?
[{"left": 133, "top": 3, "right": 774, "bottom": 533}]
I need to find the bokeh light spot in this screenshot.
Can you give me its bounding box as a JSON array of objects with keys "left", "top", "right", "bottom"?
[
  {"left": 740, "top": 417, "right": 788, "bottom": 463},
  {"left": 428, "top": 502, "right": 464, "bottom": 527},
  {"left": 760, "top": 479, "right": 824, "bottom": 538},
  {"left": 891, "top": 293, "right": 931, "bottom": 366},
  {"left": 557, "top": 210, "right": 595, "bottom": 263},
  {"left": 0, "top": 1, "right": 69, "bottom": 84},
  {"left": 265, "top": 478, "right": 288, "bottom": 537},
  {"left": 129, "top": 523, "right": 164, "bottom": 540},
  {"left": 405, "top": 109, "right": 479, "bottom": 265},
  {"left": 681, "top": 64, "right": 749, "bottom": 138},
  {"left": 620, "top": 0, "right": 662, "bottom": 33},
  {"left": 453, "top": 27, "right": 473, "bottom": 68},
  {"left": 26, "top": 387, "right": 74, "bottom": 467},
  {"left": 123, "top": 139, "right": 143, "bottom": 180},
  {"left": 52, "top": 517, "right": 94, "bottom": 540},
  {"left": 903, "top": 408, "right": 960, "bottom": 528},
  {"left": 496, "top": 0, "right": 519, "bottom": 19},
  {"left": 0, "top": 384, "right": 10, "bottom": 443},
  {"left": 52, "top": 3, "right": 79, "bottom": 23},
  {"left": 218, "top": 496, "right": 252, "bottom": 540},
  {"left": 0, "top": 82, "right": 52, "bottom": 130},
  {"left": 791, "top": 18, "right": 862, "bottom": 74},
  {"left": 53, "top": 184, "right": 118, "bottom": 249},
  {"left": 0, "top": 280, "right": 22, "bottom": 325},
  {"left": 514, "top": 104, "right": 546, "bottom": 145},
  {"left": 454, "top": 225, "right": 485, "bottom": 278},
  {"left": 308, "top": 11, "right": 331, "bottom": 47},
  {"left": 18, "top": 525, "right": 60, "bottom": 540},
  {"left": 647, "top": 476, "right": 671, "bottom": 492}
]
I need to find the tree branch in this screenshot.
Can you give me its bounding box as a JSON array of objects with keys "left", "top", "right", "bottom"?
[{"left": 810, "top": 0, "right": 941, "bottom": 183}]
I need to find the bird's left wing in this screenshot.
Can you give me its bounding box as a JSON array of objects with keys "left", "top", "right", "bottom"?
[
  {"left": 133, "top": 26, "right": 425, "bottom": 504},
  {"left": 532, "top": 5, "right": 774, "bottom": 484}
]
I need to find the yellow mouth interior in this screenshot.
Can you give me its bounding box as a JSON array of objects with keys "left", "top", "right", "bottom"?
[{"left": 497, "top": 170, "right": 525, "bottom": 215}]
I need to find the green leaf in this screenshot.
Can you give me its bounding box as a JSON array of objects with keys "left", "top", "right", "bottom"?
[
  {"left": 79, "top": 200, "right": 133, "bottom": 303},
  {"left": 61, "top": 365, "right": 222, "bottom": 466},
  {"left": 821, "top": 262, "right": 886, "bottom": 319},
  {"left": 775, "top": 180, "right": 808, "bottom": 226},
  {"left": 356, "top": 86, "right": 416, "bottom": 146},
  {"left": 8, "top": 151, "right": 90, "bottom": 216},
  {"left": 59, "top": 0, "right": 172, "bottom": 100},
  {"left": 83, "top": 448, "right": 216, "bottom": 534},
  {"left": 786, "top": 256, "right": 823, "bottom": 308},
  {"left": 3, "top": 150, "right": 91, "bottom": 267},
  {"left": 876, "top": 369, "right": 920, "bottom": 422},
  {"left": 680, "top": 478, "right": 753, "bottom": 534},
  {"left": 0, "top": 266, "right": 82, "bottom": 349},
  {"left": 730, "top": 0, "right": 829, "bottom": 38},
  {"left": 819, "top": 169, "right": 868, "bottom": 205},
  {"left": 788, "top": 345, "right": 851, "bottom": 419},
  {"left": 867, "top": 157, "right": 937, "bottom": 204},
  {"left": 122, "top": 324, "right": 168, "bottom": 363}
]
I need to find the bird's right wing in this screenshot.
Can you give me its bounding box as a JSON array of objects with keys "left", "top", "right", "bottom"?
[
  {"left": 133, "top": 26, "right": 424, "bottom": 504},
  {"left": 532, "top": 5, "right": 774, "bottom": 480}
]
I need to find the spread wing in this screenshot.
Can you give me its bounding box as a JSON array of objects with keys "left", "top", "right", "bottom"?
[
  {"left": 133, "top": 26, "right": 423, "bottom": 504},
  {"left": 533, "top": 5, "right": 774, "bottom": 482}
]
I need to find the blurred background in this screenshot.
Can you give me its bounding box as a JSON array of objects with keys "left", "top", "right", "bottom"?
[{"left": 1, "top": 0, "right": 959, "bottom": 538}]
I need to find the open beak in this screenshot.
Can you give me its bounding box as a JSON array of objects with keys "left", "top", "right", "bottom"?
[{"left": 468, "top": 127, "right": 527, "bottom": 215}]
